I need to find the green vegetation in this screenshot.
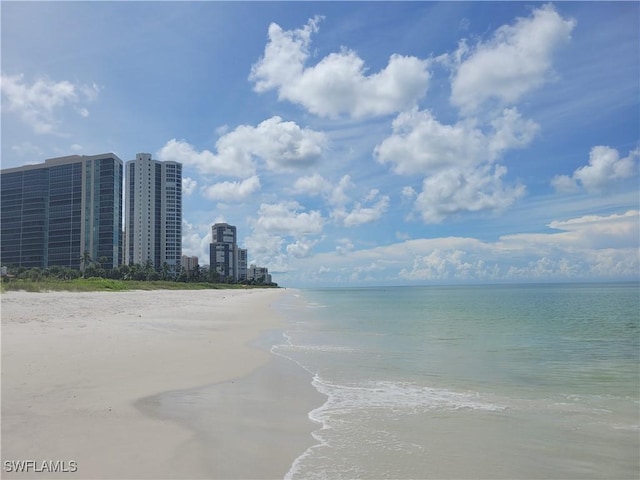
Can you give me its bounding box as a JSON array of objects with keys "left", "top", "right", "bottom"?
[
  {"left": 1, "top": 277, "right": 274, "bottom": 293},
  {"left": 1, "top": 256, "right": 278, "bottom": 293}
]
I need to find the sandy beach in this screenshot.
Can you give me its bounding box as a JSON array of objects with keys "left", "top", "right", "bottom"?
[{"left": 1, "top": 288, "right": 322, "bottom": 479}]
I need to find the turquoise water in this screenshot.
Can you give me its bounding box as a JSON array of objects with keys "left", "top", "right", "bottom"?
[{"left": 274, "top": 283, "right": 640, "bottom": 479}]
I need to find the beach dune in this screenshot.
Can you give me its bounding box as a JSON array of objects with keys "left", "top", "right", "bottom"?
[{"left": 1, "top": 289, "right": 321, "bottom": 479}]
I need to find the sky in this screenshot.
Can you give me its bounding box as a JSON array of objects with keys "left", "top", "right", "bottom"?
[{"left": 1, "top": 1, "right": 639, "bottom": 287}]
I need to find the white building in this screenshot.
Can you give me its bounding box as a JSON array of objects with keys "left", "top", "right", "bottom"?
[
  {"left": 125, "top": 153, "right": 182, "bottom": 275},
  {"left": 181, "top": 255, "right": 199, "bottom": 272},
  {"left": 248, "top": 264, "right": 272, "bottom": 284}
]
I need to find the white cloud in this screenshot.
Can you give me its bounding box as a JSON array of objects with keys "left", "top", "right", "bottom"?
[
  {"left": 182, "top": 177, "right": 198, "bottom": 196},
  {"left": 286, "top": 238, "right": 318, "bottom": 258},
  {"left": 375, "top": 108, "right": 530, "bottom": 223},
  {"left": 400, "top": 248, "right": 492, "bottom": 281},
  {"left": 250, "top": 17, "right": 430, "bottom": 119},
  {"left": 375, "top": 108, "right": 487, "bottom": 175},
  {"left": 253, "top": 201, "right": 324, "bottom": 236},
  {"left": 243, "top": 232, "right": 290, "bottom": 273},
  {"left": 546, "top": 210, "right": 639, "bottom": 249},
  {"left": 450, "top": 4, "right": 576, "bottom": 114},
  {"left": 181, "top": 219, "right": 213, "bottom": 264},
  {"left": 332, "top": 189, "right": 390, "bottom": 227},
  {"left": 290, "top": 210, "right": 638, "bottom": 284},
  {"left": 202, "top": 175, "right": 261, "bottom": 203},
  {"left": 158, "top": 116, "right": 326, "bottom": 177},
  {"left": 292, "top": 173, "right": 332, "bottom": 196},
  {"left": 413, "top": 165, "right": 526, "bottom": 223},
  {"left": 328, "top": 175, "right": 354, "bottom": 207},
  {"left": 375, "top": 107, "right": 538, "bottom": 176},
  {"left": 293, "top": 174, "right": 390, "bottom": 227},
  {"left": 552, "top": 146, "right": 639, "bottom": 193},
  {"left": 158, "top": 138, "right": 253, "bottom": 177},
  {"left": 488, "top": 108, "right": 540, "bottom": 158},
  {"left": 1, "top": 73, "right": 99, "bottom": 134},
  {"left": 335, "top": 238, "right": 355, "bottom": 255}
]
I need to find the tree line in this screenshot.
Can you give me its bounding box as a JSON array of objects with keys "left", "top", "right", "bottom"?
[{"left": 2, "top": 253, "right": 276, "bottom": 286}]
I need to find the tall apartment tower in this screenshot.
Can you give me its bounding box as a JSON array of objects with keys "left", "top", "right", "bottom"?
[
  {"left": 209, "top": 223, "right": 247, "bottom": 281},
  {"left": 0, "top": 153, "right": 123, "bottom": 269},
  {"left": 125, "top": 153, "right": 182, "bottom": 274}
]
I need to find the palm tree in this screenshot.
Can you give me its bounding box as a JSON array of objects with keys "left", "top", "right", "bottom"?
[
  {"left": 161, "top": 262, "right": 170, "bottom": 281},
  {"left": 79, "top": 251, "right": 93, "bottom": 273}
]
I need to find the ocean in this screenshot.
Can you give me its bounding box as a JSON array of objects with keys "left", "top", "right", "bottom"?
[{"left": 273, "top": 283, "right": 640, "bottom": 480}]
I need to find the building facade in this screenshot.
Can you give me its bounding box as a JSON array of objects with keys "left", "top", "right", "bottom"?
[
  {"left": 1, "top": 154, "right": 123, "bottom": 269},
  {"left": 248, "top": 264, "right": 272, "bottom": 284},
  {"left": 125, "top": 153, "right": 182, "bottom": 274},
  {"left": 209, "top": 223, "right": 247, "bottom": 281},
  {"left": 181, "top": 255, "right": 199, "bottom": 272}
]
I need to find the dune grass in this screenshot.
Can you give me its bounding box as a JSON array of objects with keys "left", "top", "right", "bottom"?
[{"left": 0, "top": 277, "right": 274, "bottom": 293}]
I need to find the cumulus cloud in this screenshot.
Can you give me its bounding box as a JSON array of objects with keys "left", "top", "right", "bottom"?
[
  {"left": 375, "top": 107, "right": 532, "bottom": 223},
  {"left": 250, "top": 17, "right": 430, "bottom": 118},
  {"left": 253, "top": 201, "right": 324, "bottom": 236},
  {"left": 158, "top": 116, "right": 326, "bottom": 177},
  {"left": 292, "top": 173, "right": 332, "bottom": 196},
  {"left": 181, "top": 219, "right": 213, "bottom": 264},
  {"left": 244, "top": 232, "right": 286, "bottom": 270},
  {"left": 292, "top": 174, "right": 390, "bottom": 227},
  {"left": 158, "top": 138, "right": 252, "bottom": 177},
  {"left": 332, "top": 189, "right": 390, "bottom": 227},
  {"left": 182, "top": 177, "right": 198, "bottom": 196},
  {"left": 335, "top": 238, "right": 355, "bottom": 255},
  {"left": 286, "top": 238, "right": 318, "bottom": 258},
  {"left": 376, "top": 107, "right": 538, "bottom": 176},
  {"left": 414, "top": 165, "right": 526, "bottom": 223},
  {"left": 1, "top": 73, "right": 99, "bottom": 134},
  {"left": 202, "top": 175, "right": 261, "bottom": 203},
  {"left": 375, "top": 108, "right": 487, "bottom": 175},
  {"left": 292, "top": 210, "right": 638, "bottom": 284},
  {"left": 450, "top": 4, "right": 575, "bottom": 114},
  {"left": 552, "top": 146, "right": 639, "bottom": 193},
  {"left": 546, "top": 210, "right": 639, "bottom": 249}
]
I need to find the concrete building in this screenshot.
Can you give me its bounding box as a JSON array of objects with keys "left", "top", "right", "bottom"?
[
  {"left": 125, "top": 153, "right": 182, "bottom": 275},
  {"left": 248, "top": 264, "right": 272, "bottom": 284},
  {"left": 181, "top": 255, "right": 199, "bottom": 272},
  {"left": 237, "top": 248, "right": 248, "bottom": 282},
  {"left": 1, "top": 153, "right": 123, "bottom": 269},
  {"left": 209, "top": 223, "right": 246, "bottom": 281}
]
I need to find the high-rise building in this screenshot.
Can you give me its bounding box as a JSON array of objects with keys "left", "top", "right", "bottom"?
[
  {"left": 125, "top": 153, "right": 182, "bottom": 275},
  {"left": 1, "top": 153, "right": 123, "bottom": 269},
  {"left": 209, "top": 222, "right": 246, "bottom": 281},
  {"left": 181, "top": 255, "right": 199, "bottom": 272},
  {"left": 237, "top": 248, "right": 248, "bottom": 282}
]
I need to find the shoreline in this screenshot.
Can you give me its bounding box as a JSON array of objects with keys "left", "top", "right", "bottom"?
[{"left": 1, "top": 289, "right": 322, "bottom": 479}]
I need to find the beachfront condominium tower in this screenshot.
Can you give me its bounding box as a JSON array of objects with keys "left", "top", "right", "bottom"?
[
  {"left": 209, "top": 222, "right": 247, "bottom": 281},
  {"left": 0, "top": 153, "right": 123, "bottom": 269},
  {"left": 125, "top": 153, "right": 182, "bottom": 275}
]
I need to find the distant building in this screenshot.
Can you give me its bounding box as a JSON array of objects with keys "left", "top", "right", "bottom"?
[
  {"left": 209, "top": 223, "right": 246, "bottom": 281},
  {"left": 248, "top": 264, "right": 272, "bottom": 284},
  {"left": 181, "top": 255, "right": 199, "bottom": 272},
  {"left": 0, "top": 153, "right": 123, "bottom": 269},
  {"left": 237, "top": 248, "right": 248, "bottom": 281},
  {"left": 125, "top": 153, "right": 182, "bottom": 275}
]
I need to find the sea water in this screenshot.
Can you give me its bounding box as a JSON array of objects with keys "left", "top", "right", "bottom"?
[{"left": 273, "top": 283, "right": 639, "bottom": 479}]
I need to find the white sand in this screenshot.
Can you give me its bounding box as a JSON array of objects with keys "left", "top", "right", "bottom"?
[{"left": 1, "top": 288, "right": 320, "bottom": 479}]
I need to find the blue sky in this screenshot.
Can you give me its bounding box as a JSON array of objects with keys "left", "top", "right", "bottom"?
[{"left": 2, "top": 1, "right": 638, "bottom": 287}]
